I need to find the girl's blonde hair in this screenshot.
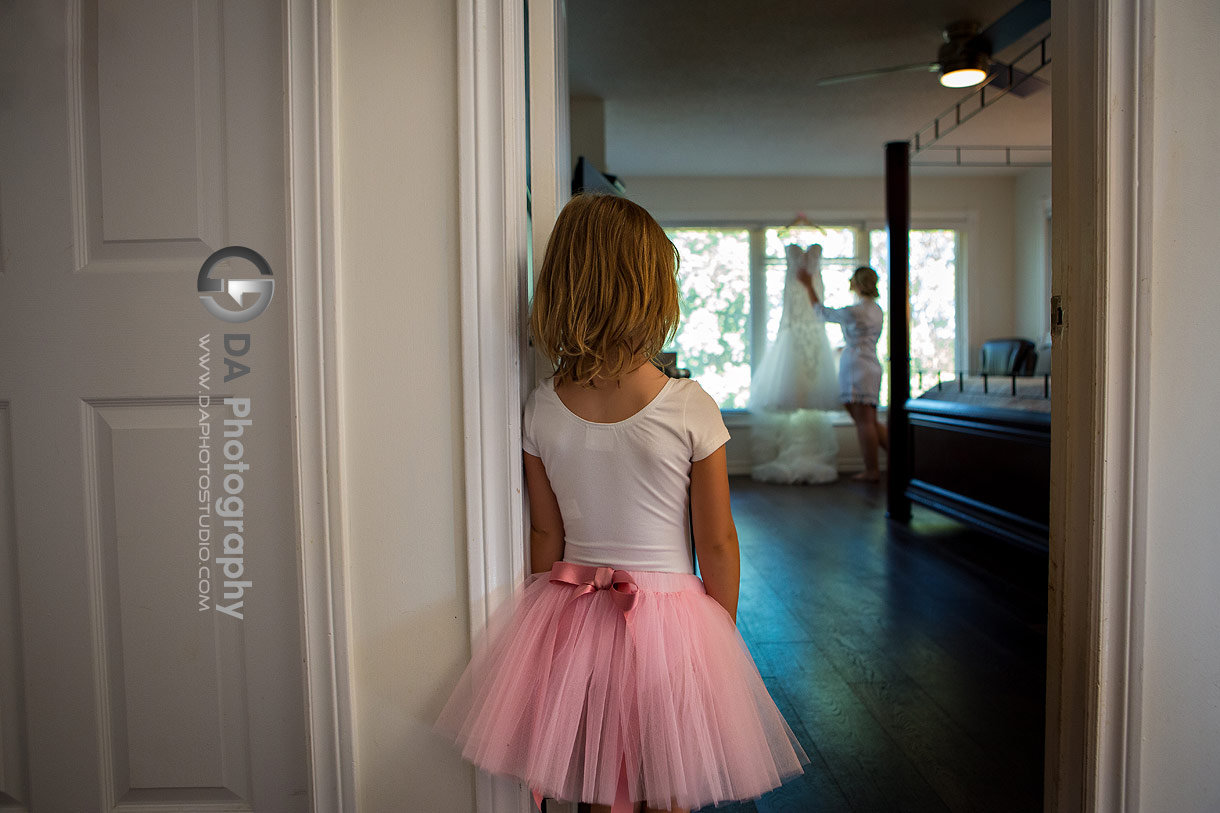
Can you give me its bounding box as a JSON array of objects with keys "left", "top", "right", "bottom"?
[
  {"left": 851, "top": 266, "right": 881, "bottom": 299},
  {"left": 530, "top": 193, "right": 680, "bottom": 386}
]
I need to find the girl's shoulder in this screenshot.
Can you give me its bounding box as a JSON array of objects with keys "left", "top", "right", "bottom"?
[
  {"left": 668, "top": 376, "right": 715, "bottom": 403},
  {"left": 523, "top": 376, "right": 548, "bottom": 405},
  {"left": 527, "top": 375, "right": 559, "bottom": 402},
  {"left": 670, "top": 377, "right": 724, "bottom": 424}
]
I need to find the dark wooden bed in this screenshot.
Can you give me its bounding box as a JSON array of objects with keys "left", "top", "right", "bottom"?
[
  {"left": 882, "top": 141, "right": 1051, "bottom": 550},
  {"left": 901, "top": 375, "right": 1050, "bottom": 551}
]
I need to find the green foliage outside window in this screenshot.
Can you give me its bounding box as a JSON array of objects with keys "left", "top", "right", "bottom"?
[
  {"left": 870, "top": 229, "right": 958, "bottom": 397},
  {"left": 664, "top": 229, "right": 751, "bottom": 408}
]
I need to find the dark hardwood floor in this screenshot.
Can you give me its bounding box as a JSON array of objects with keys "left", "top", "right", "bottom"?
[{"left": 695, "top": 476, "right": 1048, "bottom": 813}]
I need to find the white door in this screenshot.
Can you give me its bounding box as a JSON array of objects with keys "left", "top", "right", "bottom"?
[{"left": 0, "top": 2, "right": 308, "bottom": 811}]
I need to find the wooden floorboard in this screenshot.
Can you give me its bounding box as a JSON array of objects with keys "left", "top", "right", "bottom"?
[{"left": 695, "top": 477, "right": 1046, "bottom": 813}]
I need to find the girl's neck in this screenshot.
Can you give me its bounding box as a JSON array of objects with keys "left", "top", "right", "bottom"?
[
  {"left": 554, "top": 360, "right": 669, "bottom": 423},
  {"left": 585, "top": 359, "right": 662, "bottom": 389}
]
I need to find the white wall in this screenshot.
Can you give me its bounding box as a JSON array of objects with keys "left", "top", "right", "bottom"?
[
  {"left": 1137, "top": 0, "right": 1220, "bottom": 807},
  {"left": 569, "top": 94, "right": 606, "bottom": 171},
  {"left": 335, "top": 2, "right": 474, "bottom": 811},
  {"left": 1013, "top": 167, "right": 1052, "bottom": 362}
]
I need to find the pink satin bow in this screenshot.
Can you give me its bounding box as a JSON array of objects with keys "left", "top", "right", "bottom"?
[
  {"left": 548, "top": 562, "right": 639, "bottom": 613},
  {"left": 531, "top": 563, "right": 639, "bottom": 812}
]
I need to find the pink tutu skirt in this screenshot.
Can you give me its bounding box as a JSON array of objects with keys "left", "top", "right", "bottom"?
[{"left": 434, "top": 562, "right": 810, "bottom": 810}]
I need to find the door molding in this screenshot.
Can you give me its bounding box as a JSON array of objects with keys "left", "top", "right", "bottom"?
[
  {"left": 284, "top": 2, "right": 357, "bottom": 811},
  {"left": 457, "top": 0, "right": 532, "bottom": 811},
  {"left": 1048, "top": 0, "right": 1148, "bottom": 809},
  {"left": 526, "top": 0, "right": 571, "bottom": 279}
]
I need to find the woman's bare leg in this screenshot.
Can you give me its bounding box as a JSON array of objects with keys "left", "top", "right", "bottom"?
[
  {"left": 846, "top": 402, "right": 880, "bottom": 481},
  {"left": 875, "top": 408, "right": 889, "bottom": 453}
]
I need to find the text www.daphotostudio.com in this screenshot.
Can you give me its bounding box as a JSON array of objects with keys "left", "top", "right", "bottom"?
[{"left": 194, "top": 246, "right": 275, "bottom": 620}]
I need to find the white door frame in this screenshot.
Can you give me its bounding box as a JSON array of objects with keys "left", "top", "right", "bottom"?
[
  {"left": 457, "top": 0, "right": 533, "bottom": 810},
  {"left": 455, "top": 0, "right": 1154, "bottom": 811},
  {"left": 284, "top": 2, "right": 357, "bottom": 811},
  {"left": 1047, "top": 0, "right": 1148, "bottom": 809}
]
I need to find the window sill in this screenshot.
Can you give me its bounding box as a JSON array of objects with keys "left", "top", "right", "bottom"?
[{"left": 722, "top": 407, "right": 889, "bottom": 428}]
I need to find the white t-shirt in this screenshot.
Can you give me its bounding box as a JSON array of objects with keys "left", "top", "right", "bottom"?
[{"left": 522, "top": 376, "right": 730, "bottom": 573}]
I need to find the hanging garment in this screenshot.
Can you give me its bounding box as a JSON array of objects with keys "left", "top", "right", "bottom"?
[
  {"left": 750, "top": 243, "right": 841, "bottom": 412},
  {"left": 749, "top": 243, "right": 840, "bottom": 484}
]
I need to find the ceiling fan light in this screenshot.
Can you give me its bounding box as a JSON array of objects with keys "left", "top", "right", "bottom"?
[
  {"left": 939, "top": 47, "right": 990, "bottom": 88},
  {"left": 940, "top": 67, "right": 988, "bottom": 87}
]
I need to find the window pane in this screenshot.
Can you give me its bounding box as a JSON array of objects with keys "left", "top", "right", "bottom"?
[
  {"left": 870, "top": 228, "right": 958, "bottom": 399},
  {"left": 764, "top": 226, "right": 856, "bottom": 261},
  {"left": 664, "top": 228, "right": 751, "bottom": 409},
  {"left": 764, "top": 261, "right": 786, "bottom": 344},
  {"left": 868, "top": 230, "right": 892, "bottom": 406}
]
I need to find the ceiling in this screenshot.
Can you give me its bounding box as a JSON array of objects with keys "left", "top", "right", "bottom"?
[{"left": 566, "top": 0, "right": 1052, "bottom": 177}]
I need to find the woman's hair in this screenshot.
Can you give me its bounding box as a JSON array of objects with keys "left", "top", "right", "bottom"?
[
  {"left": 530, "top": 193, "right": 680, "bottom": 386},
  {"left": 850, "top": 266, "right": 881, "bottom": 299}
]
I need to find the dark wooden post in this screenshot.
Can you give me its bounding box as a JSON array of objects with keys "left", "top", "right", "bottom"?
[{"left": 886, "top": 141, "right": 912, "bottom": 522}]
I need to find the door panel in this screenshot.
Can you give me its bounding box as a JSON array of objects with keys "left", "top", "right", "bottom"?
[{"left": 0, "top": 2, "right": 308, "bottom": 810}]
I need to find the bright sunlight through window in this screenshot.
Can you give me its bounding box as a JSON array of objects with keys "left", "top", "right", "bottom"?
[{"left": 665, "top": 225, "right": 959, "bottom": 410}]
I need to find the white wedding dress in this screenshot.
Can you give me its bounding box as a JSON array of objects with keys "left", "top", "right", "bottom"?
[{"left": 749, "top": 243, "right": 840, "bottom": 484}]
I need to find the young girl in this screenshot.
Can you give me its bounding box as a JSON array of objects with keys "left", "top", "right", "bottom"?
[
  {"left": 797, "top": 264, "right": 889, "bottom": 482},
  {"left": 435, "top": 194, "right": 809, "bottom": 812}
]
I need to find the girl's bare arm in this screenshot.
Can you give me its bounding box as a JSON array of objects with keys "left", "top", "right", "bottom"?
[
  {"left": 523, "top": 451, "right": 565, "bottom": 574},
  {"left": 690, "top": 445, "right": 740, "bottom": 621}
]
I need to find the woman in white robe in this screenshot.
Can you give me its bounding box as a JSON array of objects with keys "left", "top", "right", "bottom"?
[{"left": 797, "top": 264, "right": 889, "bottom": 482}]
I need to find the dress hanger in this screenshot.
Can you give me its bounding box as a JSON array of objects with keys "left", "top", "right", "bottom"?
[
  {"left": 782, "top": 213, "right": 826, "bottom": 255},
  {"left": 783, "top": 212, "right": 827, "bottom": 233},
  {"left": 782, "top": 214, "right": 824, "bottom": 276}
]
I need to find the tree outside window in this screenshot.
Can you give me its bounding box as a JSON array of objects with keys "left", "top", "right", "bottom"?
[
  {"left": 665, "top": 228, "right": 751, "bottom": 409},
  {"left": 870, "top": 228, "right": 958, "bottom": 398}
]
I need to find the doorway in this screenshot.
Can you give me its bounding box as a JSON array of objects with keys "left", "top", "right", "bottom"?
[
  {"left": 530, "top": 1, "right": 1053, "bottom": 810},
  {"left": 457, "top": 0, "right": 1137, "bottom": 809}
]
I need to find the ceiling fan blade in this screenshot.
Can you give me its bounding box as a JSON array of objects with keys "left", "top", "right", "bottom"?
[
  {"left": 817, "top": 62, "right": 939, "bottom": 86},
  {"left": 987, "top": 62, "right": 1050, "bottom": 97},
  {"left": 970, "top": 0, "right": 1051, "bottom": 55}
]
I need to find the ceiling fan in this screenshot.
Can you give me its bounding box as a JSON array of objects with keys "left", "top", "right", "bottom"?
[{"left": 817, "top": 0, "right": 1051, "bottom": 95}]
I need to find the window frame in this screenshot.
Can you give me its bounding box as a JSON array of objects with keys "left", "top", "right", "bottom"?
[{"left": 662, "top": 217, "right": 969, "bottom": 414}]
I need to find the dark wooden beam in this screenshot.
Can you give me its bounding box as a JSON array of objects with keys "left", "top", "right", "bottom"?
[{"left": 886, "top": 141, "right": 912, "bottom": 522}]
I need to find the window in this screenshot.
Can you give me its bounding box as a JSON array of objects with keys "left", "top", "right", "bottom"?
[
  {"left": 665, "top": 223, "right": 960, "bottom": 410},
  {"left": 869, "top": 228, "right": 960, "bottom": 383},
  {"left": 665, "top": 229, "right": 752, "bottom": 409}
]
